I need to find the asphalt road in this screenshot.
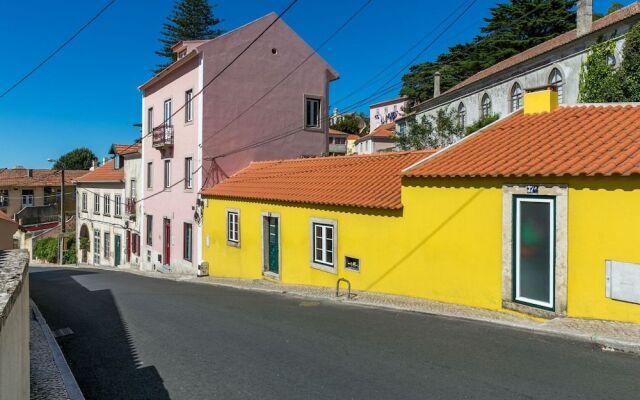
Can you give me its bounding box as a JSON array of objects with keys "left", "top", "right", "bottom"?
[{"left": 30, "top": 266, "right": 640, "bottom": 400}]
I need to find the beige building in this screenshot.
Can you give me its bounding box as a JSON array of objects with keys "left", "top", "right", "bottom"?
[{"left": 0, "top": 210, "right": 18, "bottom": 250}]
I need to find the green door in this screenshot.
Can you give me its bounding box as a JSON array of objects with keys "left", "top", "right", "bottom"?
[
  {"left": 266, "top": 217, "right": 279, "bottom": 274},
  {"left": 114, "top": 235, "right": 121, "bottom": 267}
]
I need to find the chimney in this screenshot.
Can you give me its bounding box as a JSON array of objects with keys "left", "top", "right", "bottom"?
[
  {"left": 524, "top": 86, "right": 559, "bottom": 115},
  {"left": 102, "top": 157, "right": 106, "bottom": 166},
  {"left": 28, "top": 169, "right": 33, "bottom": 177},
  {"left": 577, "top": 0, "right": 593, "bottom": 37},
  {"left": 433, "top": 71, "right": 441, "bottom": 98}
]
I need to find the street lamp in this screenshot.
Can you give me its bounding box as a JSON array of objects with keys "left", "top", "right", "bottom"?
[{"left": 47, "top": 158, "right": 65, "bottom": 266}]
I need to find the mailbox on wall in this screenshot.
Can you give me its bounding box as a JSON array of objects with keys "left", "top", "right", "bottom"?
[{"left": 605, "top": 260, "right": 640, "bottom": 304}]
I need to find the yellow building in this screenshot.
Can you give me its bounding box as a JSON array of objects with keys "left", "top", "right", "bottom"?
[{"left": 201, "top": 89, "right": 640, "bottom": 323}]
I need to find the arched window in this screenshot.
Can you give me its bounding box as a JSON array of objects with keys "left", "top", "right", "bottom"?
[
  {"left": 510, "top": 82, "right": 523, "bottom": 111},
  {"left": 548, "top": 68, "right": 564, "bottom": 103},
  {"left": 457, "top": 102, "right": 466, "bottom": 129},
  {"left": 481, "top": 94, "right": 492, "bottom": 118}
]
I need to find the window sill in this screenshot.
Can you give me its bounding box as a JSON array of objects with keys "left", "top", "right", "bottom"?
[
  {"left": 227, "top": 240, "right": 240, "bottom": 248},
  {"left": 304, "top": 126, "right": 324, "bottom": 133},
  {"left": 311, "top": 262, "right": 336, "bottom": 274},
  {"left": 184, "top": 188, "right": 194, "bottom": 193},
  {"left": 184, "top": 120, "right": 194, "bottom": 126},
  {"left": 114, "top": 215, "right": 122, "bottom": 219}
]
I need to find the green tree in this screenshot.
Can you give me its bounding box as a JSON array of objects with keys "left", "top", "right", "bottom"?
[
  {"left": 465, "top": 114, "right": 500, "bottom": 135},
  {"left": 618, "top": 22, "right": 640, "bottom": 101},
  {"left": 578, "top": 40, "right": 621, "bottom": 102},
  {"left": 156, "top": 0, "right": 223, "bottom": 72},
  {"left": 53, "top": 148, "right": 97, "bottom": 170},
  {"left": 395, "top": 109, "right": 462, "bottom": 150},
  {"left": 34, "top": 237, "right": 59, "bottom": 263},
  {"left": 401, "top": 0, "right": 575, "bottom": 103},
  {"left": 330, "top": 114, "right": 362, "bottom": 135}
]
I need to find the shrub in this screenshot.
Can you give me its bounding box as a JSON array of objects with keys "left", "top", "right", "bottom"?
[{"left": 34, "top": 237, "right": 59, "bottom": 263}]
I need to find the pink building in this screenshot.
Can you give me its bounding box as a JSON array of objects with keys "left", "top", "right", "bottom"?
[
  {"left": 139, "top": 13, "right": 338, "bottom": 274},
  {"left": 369, "top": 97, "right": 408, "bottom": 133}
]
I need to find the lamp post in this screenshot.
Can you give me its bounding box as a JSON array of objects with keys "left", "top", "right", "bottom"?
[{"left": 47, "top": 158, "right": 65, "bottom": 265}]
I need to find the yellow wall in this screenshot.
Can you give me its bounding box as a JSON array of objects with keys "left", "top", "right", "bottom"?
[{"left": 202, "top": 176, "right": 640, "bottom": 323}]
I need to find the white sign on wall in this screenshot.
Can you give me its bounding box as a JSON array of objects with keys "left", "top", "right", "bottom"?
[{"left": 605, "top": 260, "right": 640, "bottom": 304}]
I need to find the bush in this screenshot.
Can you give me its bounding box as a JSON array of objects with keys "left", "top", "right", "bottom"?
[
  {"left": 465, "top": 114, "right": 500, "bottom": 135},
  {"left": 64, "top": 238, "right": 77, "bottom": 264},
  {"left": 34, "top": 237, "right": 59, "bottom": 263}
]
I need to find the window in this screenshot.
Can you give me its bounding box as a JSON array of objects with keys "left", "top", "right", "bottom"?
[
  {"left": 311, "top": 219, "right": 336, "bottom": 271},
  {"left": 183, "top": 223, "right": 193, "bottom": 261},
  {"left": 114, "top": 194, "right": 122, "bottom": 217},
  {"left": 146, "top": 162, "right": 153, "bottom": 189},
  {"left": 164, "top": 160, "right": 171, "bottom": 189},
  {"left": 184, "top": 157, "right": 193, "bottom": 189},
  {"left": 548, "top": 68, "right": 564, "bottom": 103},
  {"left": 457, "top": 103, "right": 466, "bottom": 129},
  {"left": 164, "top": 99, "right": 172, "bottom": 126},
  {"left": 94, "top": 193, "right": 100, "bottom": 214},
  {"left": 510, "top": 82, "right": 523, "bottom": 112},
  {"left": 0, "top": 189, "right": 8, "bottom": 207},
  {"left": 304, "top": 96, "right": 321, "bottom": 129},
  {"left": 94, "top": 229, "right": 101, "bottom": 261},
  {"left": 227, "top": 210, "right": 239, "bottom": 245},
  {"left": 114, "top": 155, "right": 122, "bottom": 169},
  {"left": 146, "top": 215, "right": 153, "bottom": 245},
  {"left": 104, "top": 232, "right": 110, "bottom": 259},
  {"left": 481, "top": 93, "right": 492, "bottom": 118},
  {"left": 147, "top": 107, "right": 154, "bottom": 133},
  {"left": 130, "top": 179, "right": 136, "bottom": 199},
  {"left": 81, "top": 192, "right": 87, "bottom": 212},
  {"left": 21, "top": 190, "right": 34, "bottom": 208},
  {"left": 104, "top": 194, "right": 111, "bottom": 215},
  {"left": 185, "top": 89, "right": 193, "bottom": 123}
]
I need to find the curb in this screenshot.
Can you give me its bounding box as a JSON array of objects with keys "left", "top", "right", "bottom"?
[
  {"left": 35, "top": 263, "right": 640, "bottom": 356},
  {"left": 30, "top": 299, "right": 85, "bottom": 400}
]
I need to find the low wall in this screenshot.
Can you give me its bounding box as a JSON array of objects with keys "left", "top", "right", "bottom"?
[{"left": 0, "top": 249, "right": 30, "bottom": 400}]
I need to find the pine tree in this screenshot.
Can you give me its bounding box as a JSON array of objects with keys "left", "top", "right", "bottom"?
[{"left": 155, "top": 0, "right": 223, "bottom": 72}]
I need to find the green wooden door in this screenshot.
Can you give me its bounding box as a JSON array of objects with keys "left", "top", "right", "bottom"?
[
  {"left": 114, "top": 235, "right": 121, "bottom": 267},
  {"left": 267, "top": 217, "right": 279, "bottom": 274}
]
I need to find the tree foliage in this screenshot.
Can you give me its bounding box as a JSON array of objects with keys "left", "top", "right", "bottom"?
[
  {"left": 395, "top": 109, "right": 463, "bottom": 150},
  {"left": 579, "top": 22, "right": 640, "bottom": 102},
  {"left": 53, "top": 147, "right": 97, "bottom": 170},
  {"left": 156, "top": 0, "right": 223, "bottom": 72},
  {"left": 401, "top": 0, "right": 576, "bottom": 103},
  {"left": 330, "top": 114, "right": 362, "bottom": 135},
  {"left": 34, "top": 237, "right": 59, "bottom": 263},
  {"left": 465, "top": 114, "right": 500, "bottom": 135}
]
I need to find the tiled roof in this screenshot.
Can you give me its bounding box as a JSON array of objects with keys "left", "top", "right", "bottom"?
[
  {"left": 404, "top": 104, "right": 640, "bottom": 178},
  {"left": 347, "top": 134, "right": 360, "bottom": 141},
  {"left": 111, "top": 143, "right": 141, "bottom": 155},
  {"left": 202, "top": 151, "right": 435, "bottom": 209},
  {"left": 0, "top": 210, "right": 16, "bottom": 225},
  {"left": 439, "top": 3, "right": 640, "bottom": 99},
  {"left": 0, "top": 168, "right": 86, "bottom": 187},
  {"left": 329, "top": 128, "right": 348, "bottom": 136},
  {"left": 355, "top": 122, "right": 396, "bottom": 144},
  {"left": 75, "top": 160, "right": 124, "bottom": 183}
]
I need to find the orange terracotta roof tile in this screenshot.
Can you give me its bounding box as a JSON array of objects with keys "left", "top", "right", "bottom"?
[
  {"left": 347, "top": 134, "right": 360, "bottom": 141},
  {"left": 423, "top": 3, "right": 640, "bottom": 104},
  {"left": 0, "top": 210, "right": 17, "bottom": 225},
  {"left": 75, "top": 160, "right": 124, "bottom": 183},
  {"left": 202, "top": 151, "right": 435, "bottom": 209},
  {"left": 404, "top": 104, "right": 640, "bottom": 178},
  {"left": 329, "top": 128, "right": 348, "bottom": 136},
  {"left": 356, "top": 122, "right": 396, "bottom": 144},
  {"left": 111, "top": 143, "right": 141, "bottom": 155},
  {"left": 0, "top": 168, "right": 86, "bottom": 187}
]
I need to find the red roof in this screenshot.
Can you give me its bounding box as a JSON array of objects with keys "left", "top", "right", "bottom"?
[
  {"left": 404, "top": 105, "right": 640, "bottom": 178},
  {"left": 329, "top": 128, "right": 348, "bottom": 136},
  {"left": 75, "top": 160, "right": 124, "bottom": 183},
  {"left": 442, "top": 4, "right": 640, "bottom": 97},
  {"left": 0, "top": 168, "right": 86, "bottom": 187},
  {"left": 356, "top": 122, "right": 396, "bottom": 144},
  {"left": 111, "top": 143, "right": 141, "bottom": 155},
  {"left": 202, "top": 151, "right": 435, "bottom": 209},
  {"left": 347, "top": 134, "right": 360, "bottom": 141}
]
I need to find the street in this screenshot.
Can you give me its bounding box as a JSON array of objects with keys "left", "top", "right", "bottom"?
[{"left": 30, "top": 266, "right": 640, "bottom": 400}]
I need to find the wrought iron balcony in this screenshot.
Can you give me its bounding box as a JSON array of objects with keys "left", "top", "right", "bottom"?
[
  {"left": 125, "top": 197, "right": 136, "bottom": 217},
  {"left": 152, "top": 125, "right": 174, "bottom": 148}
]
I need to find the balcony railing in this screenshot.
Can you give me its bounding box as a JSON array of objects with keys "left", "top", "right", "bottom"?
[
  {"left": 125, "top": 198, "right": 136, "bottom": 217},
  {"left": 328, "top": 143, "right": 347, "bottom": 154},
  {"left": 152, "top": 125, "right": 174, "bottom": 148}
]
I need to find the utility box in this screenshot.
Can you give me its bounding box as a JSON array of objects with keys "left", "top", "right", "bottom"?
[
  {"left": 605, "top": 260, "right": 640, "bottom": 304},
  {"left": 197, "top": 261, "right": 209, "bottom": 277}
]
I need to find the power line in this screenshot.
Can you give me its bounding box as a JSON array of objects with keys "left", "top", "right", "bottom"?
[{"left": 0, "top": 0, "right": 117, "bottom": 99}]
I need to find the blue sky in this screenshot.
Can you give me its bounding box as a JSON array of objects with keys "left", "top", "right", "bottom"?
[{"left": 0, "top": 0, "right": 627, "bottom": 168}]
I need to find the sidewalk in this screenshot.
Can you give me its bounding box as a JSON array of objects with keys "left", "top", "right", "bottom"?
[{"left": 68, "top": 263, "right": 640, "bottom": 355}]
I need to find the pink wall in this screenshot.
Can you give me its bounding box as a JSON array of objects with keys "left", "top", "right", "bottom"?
[{"left": 199, "top": 14, "right": 337, "bottom": 185}]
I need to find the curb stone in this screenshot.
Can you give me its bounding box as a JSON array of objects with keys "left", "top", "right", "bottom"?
[
  {"left": 30, "top": 300, "right": 85, "bottom": 400},
  {"left": 36, "top": 263, "right": 640, "bottom": 356}
]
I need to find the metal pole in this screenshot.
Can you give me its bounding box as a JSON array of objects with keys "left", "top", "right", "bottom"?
[{"left": 59, "top": 168, "right": 65, "bottom": 265}]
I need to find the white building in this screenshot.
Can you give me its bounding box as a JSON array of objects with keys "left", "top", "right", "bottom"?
[
  {"left": 369, "top": 97, "right": 407, "bottom": 133},
  {"left": 397, "top": 1, "right": 640, "bottom": 135}
]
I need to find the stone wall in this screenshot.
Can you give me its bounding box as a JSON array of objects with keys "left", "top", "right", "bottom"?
[{"left": 0, "top": 249, "right": 30, "bottom": 399}]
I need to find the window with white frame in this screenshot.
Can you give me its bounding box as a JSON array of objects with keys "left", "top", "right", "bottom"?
[
  {"left": 81, "top": 192, "right": 87, "bottom": 212},
  {"left": 0, "top": 189, "right": 8, "bottom": 207},
  {"left": 548, "top": 68, "right": 564, "bottom": 103},
  {"left": 311, "top": 219, "right": 336, "bottom": 270},
  {"left": 104, "top": 194, "right": 111, "bottom": 215},
  {"left": 481, "top": 93, "right": 492, "bottom": 118},
  {"left": 146, "top": 162, "right": 153, "bottom": 189},
  {"left": 304, "top": 96, "right": 321, "bottom": 129},
  {"left": 164, "top": 160, "right": 171, "bottom": 189},
  {"left": 114, "top": 194, "right": 122, "bottom": 217},
  {"left": 183, "top": 223, "right": 193, "bottom": 261},
  {"left": 510, "top": 82, "right": 523, "bottom": 112},
  {"left": 457, "top": 102, "right": 466, "bottom": 129},
  {"left": 104, "top": 232, "right": 110, "bottom": 259},
  {"left": 164, "top": 99, "right": 172, "bottom": 126},
  {"left": 227, "top": 210, "right": 239, "bottom": 245},
  {"left": 184, "top": 157, "right": 193, "bottom": 189},
  {"left": 94, "top": 193, "right": 100, "bottom": 214},
  {"left": 185, "top": 89, "right": 193, "bottom": 123},
  {"left": 147, "top": 107, "right": 154, "bottom": 133}
]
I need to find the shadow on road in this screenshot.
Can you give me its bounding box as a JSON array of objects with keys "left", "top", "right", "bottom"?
[{"left": 30, "top": 269, "right": 170, "bottom": 400}]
